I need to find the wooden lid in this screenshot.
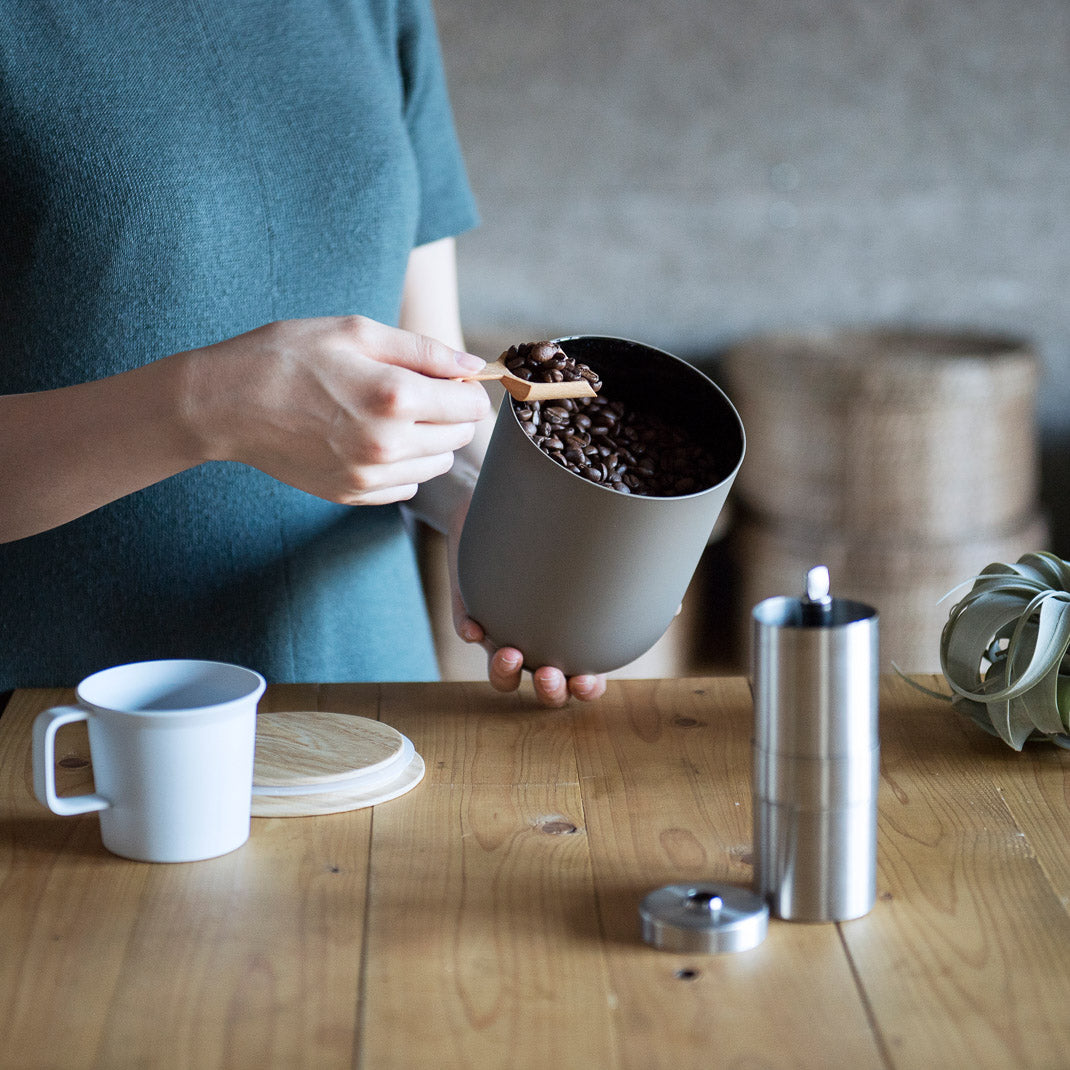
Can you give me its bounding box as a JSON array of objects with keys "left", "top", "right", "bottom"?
[
  {"left": 252, "top": 711, "right": 424, "bottom": 817},
  {"left": 254, "top": 710, "right": 406, "bottom": 788}
]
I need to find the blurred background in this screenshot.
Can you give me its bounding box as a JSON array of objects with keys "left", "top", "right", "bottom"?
[{"left": 423, "top": 0, "right": 1070, "bottom": 678}]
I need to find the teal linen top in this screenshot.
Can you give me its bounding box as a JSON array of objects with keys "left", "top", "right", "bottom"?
[{"left": 0, "top": 1, "right": 478, "bottom": 687}]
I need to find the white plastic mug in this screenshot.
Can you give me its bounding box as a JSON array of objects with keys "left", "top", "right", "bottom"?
[{"left": 32, "top": 659, "right": 266, "bottom": 863}]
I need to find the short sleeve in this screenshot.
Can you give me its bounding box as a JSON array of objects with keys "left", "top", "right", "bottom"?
[{"left": 397, "top": 0, "right": 479, "bottom": 246}]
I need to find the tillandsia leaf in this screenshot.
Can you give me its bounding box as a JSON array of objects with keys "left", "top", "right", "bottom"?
[
  {"left": 950, "top": 694, "right": 1010, "bottom": 739},
  {"left": 1004, "top": 594, "right": 1070, "bottom": 734},
  {"left": 1059, "top": 675, "right": 1070, "bottom": 726},
  {"left": 942, "top": 592, "right": 1070, "bottom": 748},
  {"left": 1020, "top": 550, "right": 1070, "bottom": 590},
  {"left": 968, "top": 592, "right": 1070, "bottom": 705},
  {"left": 909, "top": 552, "right": 1070, "bottom": 750},
  {"left": 959, "top": 551, "right": 1070, "bottom": 602},
  {"left": 982, "top": 657, "right": 1051, "bottom": 751},
  {"left": 940, "top": 592, "right": 1033, "bottom": 696}
]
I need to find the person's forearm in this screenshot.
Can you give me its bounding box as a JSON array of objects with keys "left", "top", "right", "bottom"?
[
  {"left": 1, "top": 315, "right": 489, "bottom": 544},
  {"left": 0, "top": 354, "right": 201, "bottom": 543}
]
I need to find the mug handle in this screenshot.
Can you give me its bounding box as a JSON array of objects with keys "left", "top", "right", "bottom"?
[{"left": 32, "top": 706, "right": 110, "bottom": 816}]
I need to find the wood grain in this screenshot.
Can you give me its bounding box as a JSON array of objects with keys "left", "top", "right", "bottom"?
[
  {"left": 0, "top": 685, "right": 372, "bottom": 1069},
  {"left": 253, "top": 711, "right": 405, "bottom": 787},
  {"left": 360, "top": 781, "right": 614, "bottom": 1069},
  {"left": 572, "top": 677, "right": 885, "bottom": 1070},
  {"left": 251, "top": 709, "right": 423, "bottom": 817},
  {"left": 2, "top": 676, "right": 1067, "bottom": 1069},
  {"left": 842, "top": 674, "right": 1070, "bottom": 1070},
  {"left": 357, "top": 681, "right": 615, "bottom": 1068}
]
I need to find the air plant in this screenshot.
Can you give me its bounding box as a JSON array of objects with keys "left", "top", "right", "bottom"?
[{"left": 905, "top": 551, "right": 1070, "bottom": 750}]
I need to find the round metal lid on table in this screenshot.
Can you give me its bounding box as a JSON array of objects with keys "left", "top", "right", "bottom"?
[{"left": 640, "top": 883, "right": 769, "bottom": 953}]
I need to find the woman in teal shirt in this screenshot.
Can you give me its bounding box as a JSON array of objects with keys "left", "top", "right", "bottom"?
[{"left": 0, "top": 1, "right": 605, "bottom": 707}]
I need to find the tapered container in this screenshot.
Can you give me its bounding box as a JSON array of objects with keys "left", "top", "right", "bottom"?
[
  {"left": 458, "top": 335, "right": 745, "bottom": 676},
  {"left": 751, "top": 585, "right": 879, "bottom": 922}
]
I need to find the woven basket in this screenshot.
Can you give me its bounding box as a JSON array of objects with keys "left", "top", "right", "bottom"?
[
  {"left": 723, "top": 329, "right": 1039, "bottom": 541},
  {"left": 733, "top": 510, "right": 1050, "bottom": 672}
]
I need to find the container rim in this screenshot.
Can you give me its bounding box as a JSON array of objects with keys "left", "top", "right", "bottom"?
[{"left": 504, "top": 333, "right": 746, "bottom": 500}]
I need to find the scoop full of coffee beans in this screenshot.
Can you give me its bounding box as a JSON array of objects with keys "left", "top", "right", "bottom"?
[
  {"left": 501, "top": 340, "right": 603, "bottom": 392},
  {"left": 505, "top": 341, "right": 723, "bottom": 497}
]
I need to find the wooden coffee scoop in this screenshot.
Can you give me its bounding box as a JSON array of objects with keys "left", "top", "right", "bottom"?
[{"left": 463, "top": 358, "right": 598, "bottom": 401}]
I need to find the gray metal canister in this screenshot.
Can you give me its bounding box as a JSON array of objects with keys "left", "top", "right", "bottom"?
[
  {"left": 458, "top": 335, "right": 745, "bottom": 677},
  {"left": 751, "top": 567, "right": 879, "bottom": 922}
]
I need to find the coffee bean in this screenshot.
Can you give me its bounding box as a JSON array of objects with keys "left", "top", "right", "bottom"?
[
  {"left": 523, "top": 397, "right": 718, "bottom": 496},
  {"left": 530, "top": 342, "right": 558, "bottom": 363},
  {"left": 505, "top": 341, "right": 721, "bottom": 496},
  {"left": 497, "top": 341, "right": 604, "bottom": 393}
]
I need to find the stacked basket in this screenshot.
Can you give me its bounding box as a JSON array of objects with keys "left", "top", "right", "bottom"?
[{"left": 723, "top": 329, "right": 1048, "bottom": 671}]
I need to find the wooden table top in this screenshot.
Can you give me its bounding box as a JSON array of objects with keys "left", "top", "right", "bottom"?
[{"left": 1, "top": 675, "right": 1068, "bottom": 1070}]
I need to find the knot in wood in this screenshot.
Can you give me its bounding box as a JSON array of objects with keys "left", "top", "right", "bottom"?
[
  {"left": 672, "top": 716, "right": 706, "bottom": 728},
  {"left": 539, "top": 818, "right": 579, "bottom": 836}
]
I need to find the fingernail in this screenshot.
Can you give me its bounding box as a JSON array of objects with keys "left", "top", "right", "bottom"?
[
  {"left": 571, "top": 675, "right": 596, "bottom": 698},
  {"left": 499, "top": 650, "right": 522, "bottom": 671},
  {"left": 534, "top": 667, "right": 563, "bottom": 689},
  {"left": 455, "top": 352, "right": 485, "bottom": 372}
]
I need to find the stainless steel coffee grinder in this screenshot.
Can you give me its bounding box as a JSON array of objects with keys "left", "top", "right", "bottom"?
[{"left": 751, "top": 566, "right": 879, "bottom": 922}]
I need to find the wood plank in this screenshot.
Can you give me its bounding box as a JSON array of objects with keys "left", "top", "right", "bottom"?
[
  {"left": 361, "top": 684, "right": 614, "bottom": 1068},
  {"left": 999, "top": 743, "right": 1070, "bottom": 905},
  {"left": 841, "top": 674, "right": 1070, "bottom": 1069},
  {"left": 0, "top": 686, "right": 375, "bottom": 1069},
  {"left": 0, "top": 688, "right": 145, "bottom": 1068},
  {"left": 86, "top": 811, "right": 369, "bottom": 1069},
  {"left": 359, "top": 780, "right": 616, "bottom": 1070},
  {"left": 372, "top": 680, "right": 581, "bottom": 788},
  {"left": 571, "top": 677, "right": 886, "bottom": 1070},
  {"left": 940, "top": 675, "right": 1070, "bottom": 907}
]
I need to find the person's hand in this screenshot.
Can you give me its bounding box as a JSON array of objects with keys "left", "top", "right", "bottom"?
[
  {"left": 445, "top": 501, "right": 607, "bottom": 708},
  {"left": 178, "top": 315, "right": 491, "bottom": 505}
]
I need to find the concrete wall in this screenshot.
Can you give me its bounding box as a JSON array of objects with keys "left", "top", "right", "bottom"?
[{"left": 437, "top": 0, "right": 1070, "bottom": 551}]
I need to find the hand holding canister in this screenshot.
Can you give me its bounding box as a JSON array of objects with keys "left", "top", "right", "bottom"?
[{"left": 751, "top": 567, "right": 879, "bottom": 922}]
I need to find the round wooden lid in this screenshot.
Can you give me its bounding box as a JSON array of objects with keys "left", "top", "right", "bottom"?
[
  {"left": 252, "top": 711, "right": 424, "bottom": 818},
  {"left": 253, "top": 711, "right": 406, "bottom": 789}
]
